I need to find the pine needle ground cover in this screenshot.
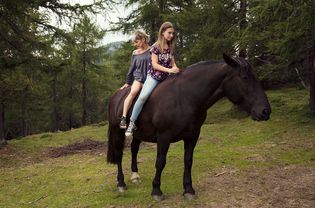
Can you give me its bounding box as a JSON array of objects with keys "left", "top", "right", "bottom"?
[{"left": 0, "top": 88, "right": 314, "bottom": 207}]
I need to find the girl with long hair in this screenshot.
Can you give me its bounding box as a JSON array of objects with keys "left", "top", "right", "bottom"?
[
  {"left": 119, "top": 30, "right": 151, "bottom": 129},
  {"left": 125, "top": 22, "right": 181, "bottom": 136}
]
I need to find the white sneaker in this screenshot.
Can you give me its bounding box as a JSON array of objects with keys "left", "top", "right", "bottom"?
[{"left": 125, "top": 121, "right": 136, "bottom": 137}]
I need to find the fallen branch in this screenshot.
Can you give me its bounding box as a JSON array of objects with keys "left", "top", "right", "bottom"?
[
  {"left": 294, "top": 67, "right": 308, "bottom": 89},
  {"left": 215, "top": 171, "right": 227, "bottom": 177},
  {"left": 28, "top": 195, "right": 48, "bottom": 204}
]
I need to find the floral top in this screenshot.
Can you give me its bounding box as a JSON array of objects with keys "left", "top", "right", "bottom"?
[{"left": 148, "top": 44, "right": 173, "bottom": 81}]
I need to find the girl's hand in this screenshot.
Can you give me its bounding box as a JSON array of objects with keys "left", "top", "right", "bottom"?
[
  {"left": 169, "top": 66, "right": 181, "bottom": 74},
  {"left": 120, "top": 84, "right": 129, "bottom": 90}
]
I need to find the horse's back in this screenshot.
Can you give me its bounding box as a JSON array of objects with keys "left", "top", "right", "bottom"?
[
  {"left": 108, "top": 65, "right": 213, "bottom": 139},
  {"left": 136, "top": 74, "right": 191, "bottom": 138}
]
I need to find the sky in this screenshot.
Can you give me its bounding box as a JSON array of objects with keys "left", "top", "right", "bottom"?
[{"left": 56, "top": 0, "right": 134, "bottom": 44}]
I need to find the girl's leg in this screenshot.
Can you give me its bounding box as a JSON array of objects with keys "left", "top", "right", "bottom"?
[
  {"left": 122, "top": 81, "right": 143, "bottom": 117},
  {"left": 130, "top": 76, "right": 159, "bottom": 122},
  {"left": 125, "top": 76, "right": 159, "bottom": 136},
  {"left": 120, "top": 81, "right": 143, "bottom": 129}
]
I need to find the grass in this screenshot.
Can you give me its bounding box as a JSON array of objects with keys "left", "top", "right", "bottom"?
[{"left": 0, "top": 88, "right": 314, "bottom": 207}]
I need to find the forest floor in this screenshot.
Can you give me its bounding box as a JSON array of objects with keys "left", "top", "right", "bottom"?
[{"left": 0, "top": 88, "right": 314, "bottom": 207}]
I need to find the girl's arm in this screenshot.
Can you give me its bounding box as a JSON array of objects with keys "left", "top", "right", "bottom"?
[
  {"left": 171, "top": 54, "right": 180, "bottom": 71},
  {"left": 151, "top": 53, "right": 170, "bottom": 73},
  {"left": 121, "top": 54, "right": 136, "bottom": 89},
  {"left": 151, "top": 53, "right": 180, "bottom": 74}
]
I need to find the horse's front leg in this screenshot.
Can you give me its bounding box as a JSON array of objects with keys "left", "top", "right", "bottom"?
[
  {"left": 130, "top": 138, "right": 141, "bottom": 183},
  {"left": 151, "top": 140, "right": 170, "bottom": 201},
  {"left": 117, "top": 159, "right": 126, "bottom": 192},
  {"left": 183, "top": 138, "right": 198, "bottom": 199}
]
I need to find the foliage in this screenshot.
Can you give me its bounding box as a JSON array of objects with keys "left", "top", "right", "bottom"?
[
  {"left": 241, "top": 0, "right": 315, "bottom": 86},
  {"left": 1, "top": 0, "right": 315, "bottom": 140},
  {"left": 0, "top": 0, "right": 115, "bottom": 140},
  {"left": 116, "top": 0, "right": 314, "bottom": 77}
]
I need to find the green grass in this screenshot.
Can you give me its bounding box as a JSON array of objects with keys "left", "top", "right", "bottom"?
[{"left": 0, "top": 88, "right": 314, "bottom": 207}]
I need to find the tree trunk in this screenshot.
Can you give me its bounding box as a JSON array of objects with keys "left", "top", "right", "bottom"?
[
  {"left": 21, "top": 92, "right": 27, "bottom": 137},
  {"left": 21, "top": 86, "right": 28, "bottom": 137},
  {"left": 81, "top": 47, "right": 87, "bottom": 126},
  {"left": 310, "top": 46, "right": 315, "bottom": 112},
  {"left": 158, "top": 0, "right": 165, "bottom": 26},
  {"left": 0, "top": 73, "right": 7, "bottom": 146},
  {"left": 310, "top": 70, "right": 315, "bottom": 112},
  {"left": 239, "top": 0, "right": 247, "bottom": 58},
  {"left": 82, "top": 75, "right": 87, "bottom": 125},
  {"left": 51, "top": 70, "right": 58, "bottom": 132},
  {"left": 68, "top": 71, "right": 74, "bottom": 129},
  {"left": 0, "top": 101, "right": 6, "bottom": 147},
  {"left": 150, "top": 21, "right": 156, "bottom": 44}
]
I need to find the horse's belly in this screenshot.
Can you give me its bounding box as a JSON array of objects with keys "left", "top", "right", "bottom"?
[
  {"left": 133, "top": 131, "right": 182, "bottom": 143},
  {"left": 133, "top": 130, "right": 157, "bottom": 143}
]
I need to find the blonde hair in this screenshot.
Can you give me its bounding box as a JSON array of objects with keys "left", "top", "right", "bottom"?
[
  {"left": 156, "top": 22, "right": 176, "bottom": 53},
  {"left": 133, "top": 30, "right": 150, "bottom": 44}
]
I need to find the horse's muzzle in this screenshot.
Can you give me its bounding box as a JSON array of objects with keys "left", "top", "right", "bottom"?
[{"left": 251, "top": 107, "right": 271, "bottom": 121}]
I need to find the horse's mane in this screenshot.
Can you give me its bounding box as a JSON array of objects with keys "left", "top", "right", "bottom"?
[
  {"left": 163, "top": 60, "right": 225, "bottom": 81},
  {"left": 185, "top": 60, "right": 224, "bottom": 72},
  {"left": 164, "top": 57, "right": 251, "bottom": 82}
]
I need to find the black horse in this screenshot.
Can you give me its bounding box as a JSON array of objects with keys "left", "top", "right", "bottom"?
[{"left": 107, "top": 54, "right": 271, "bottom": 200}]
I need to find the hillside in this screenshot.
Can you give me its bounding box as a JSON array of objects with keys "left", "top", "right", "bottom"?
[{"left": 0, "top": 88, "right": 314, "bottom": 207}]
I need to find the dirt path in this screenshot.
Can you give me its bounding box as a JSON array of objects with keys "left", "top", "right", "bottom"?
[
  {"left": 47, "top": 139, "right": 107, "bottom": 158},
  {"left": 194, "top": 165, "right": 315, "bottom": 208}
]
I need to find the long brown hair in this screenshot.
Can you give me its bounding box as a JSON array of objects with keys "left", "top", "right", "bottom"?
[{"left": 156, "top": 22, "right": 176, "bottom": 53}]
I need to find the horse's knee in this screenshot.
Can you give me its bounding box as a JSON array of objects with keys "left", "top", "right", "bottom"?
[{"left": 155, "top": 158, "right": 167, "bottom": 170}]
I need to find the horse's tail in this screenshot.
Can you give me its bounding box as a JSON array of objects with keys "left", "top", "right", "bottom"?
[{"left": 106, "top": 97, "right": 125, "bottom": 164}]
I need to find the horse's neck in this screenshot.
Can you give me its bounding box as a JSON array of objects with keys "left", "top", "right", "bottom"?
[
  {"left": 204, "top": 88, "right": 225, "bottom": 109},
  {"left": 181, "top": 64, "right": 228, "bottom": 111}
]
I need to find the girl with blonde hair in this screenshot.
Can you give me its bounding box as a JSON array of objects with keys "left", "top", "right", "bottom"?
[
  {"left": 119, "top": 30, "right": 151, "bottom": 129},
  {"left": 125, "top": 22, "right": 181, "bottom": 136}
]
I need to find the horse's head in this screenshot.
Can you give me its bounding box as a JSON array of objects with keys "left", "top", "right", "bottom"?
[{"left": 222, "top": 53, "right": 271, "bottom": 121}]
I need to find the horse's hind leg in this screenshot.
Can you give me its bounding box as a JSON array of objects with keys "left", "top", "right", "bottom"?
[
  {"left": 117, "top": 160, "right": 126, "bottom": 192},
  {"left": 111, "top": 128, "right": 127, "bottom": 192},
  {"left": 130, "top": 138, "right": 141, "bottom": 183},
  {"left": 183, "top": 137, "right": 198, "bottom": 199},
  {"left": 151, "top": 139, "right": 170, "bottom": 201}
]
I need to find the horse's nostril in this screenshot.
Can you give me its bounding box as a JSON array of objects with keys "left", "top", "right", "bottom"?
[{"left": 262, "top": 109, "right": 267, "bottom": 115}]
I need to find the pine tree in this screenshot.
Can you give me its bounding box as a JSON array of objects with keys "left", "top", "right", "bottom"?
[
  {"left": 71, "top": 15, "right": 106, "bottom": 125},
  {"left": 0, "top": 0, "right": 112, "bottom": 144}
]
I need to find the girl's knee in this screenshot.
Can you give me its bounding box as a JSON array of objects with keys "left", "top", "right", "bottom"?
[
  {"left": 138, "top": 94, "right": 149, "bottom": 103},
  {"left": 129, "top": 91, "right": 139, "bottom": 98}
]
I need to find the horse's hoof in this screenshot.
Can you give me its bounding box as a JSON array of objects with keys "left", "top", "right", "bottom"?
[
  {"left": 131, "top": 178, "right": 140, "bottom": 184},
  {"left": 130, "top": 172, "right": 141, "bottom": 184},
  {"left": 118, "top": 186, "right": 127, "bottom": 193},
  {"left": 152, "top": 194, "right": 164, "bottom": 202},
  {"left": 184, "top": 193, "right": 196, "bottom": 200}
]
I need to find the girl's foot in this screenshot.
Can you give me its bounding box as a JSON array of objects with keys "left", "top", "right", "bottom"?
[
  {"left": 125, "top": 121, "right": 136, "bottom": 137},
  {"left": 119, "top": 116, "right": 127, "bottom": 129}
]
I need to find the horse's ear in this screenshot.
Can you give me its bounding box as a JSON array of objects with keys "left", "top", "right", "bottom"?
[{"left": 223, "top": 53, "right": 239, "bottom": 67}]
